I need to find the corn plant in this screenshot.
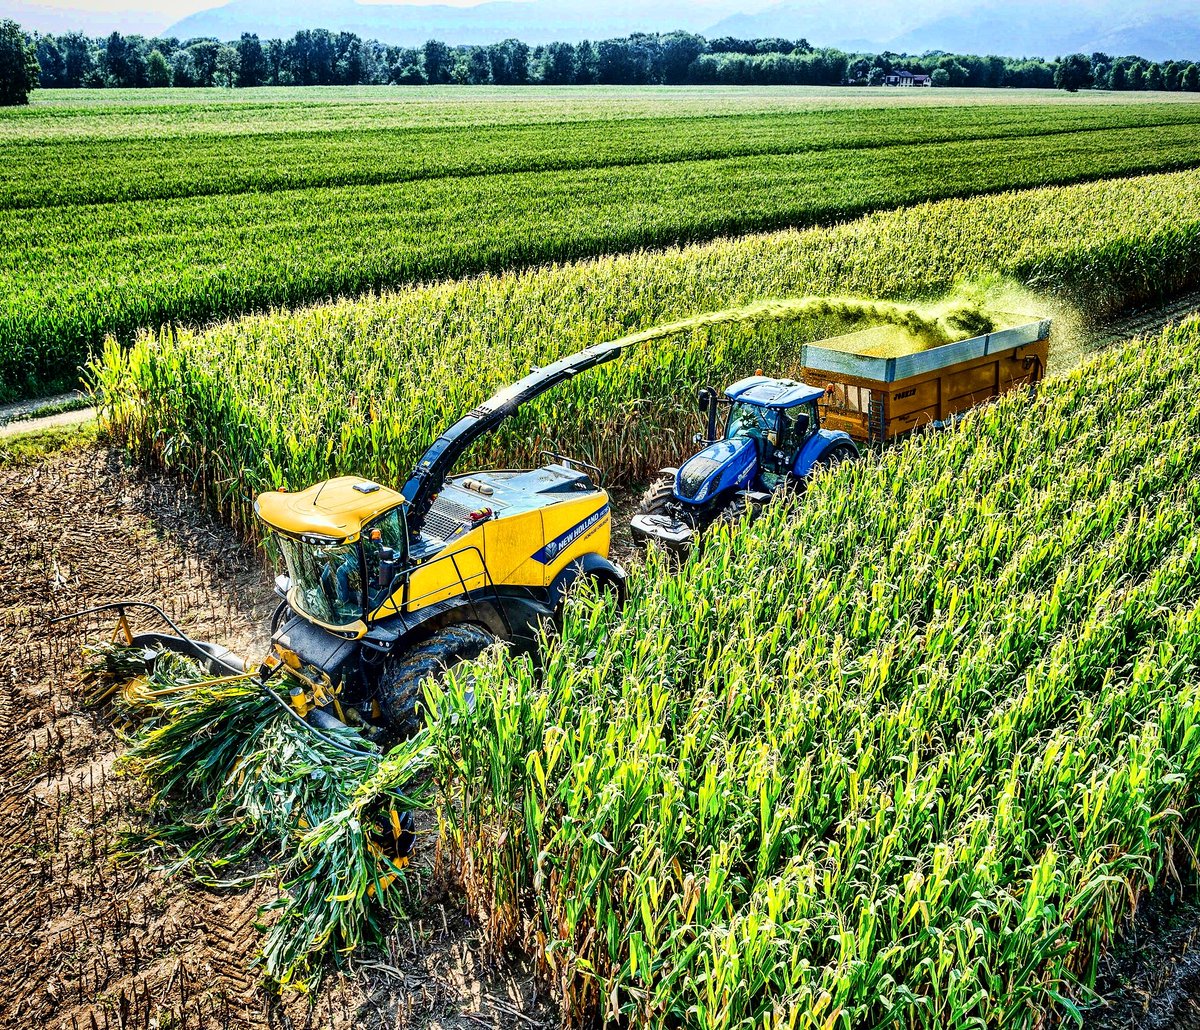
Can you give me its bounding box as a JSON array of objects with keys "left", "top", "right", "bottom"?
[
  {"left": 7, "top": 115, "right": 1200, "bottom": 398},
  {"left": 92, "top": 166, "right": 1200, "bottom": 537},
  {"left": 97, "top": 648, "right": 436, "bottom": 989}
]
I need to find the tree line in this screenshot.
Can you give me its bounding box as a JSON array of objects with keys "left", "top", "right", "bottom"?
[{"left": 8, "top": 21, "right": 1200, "bottom": 97}]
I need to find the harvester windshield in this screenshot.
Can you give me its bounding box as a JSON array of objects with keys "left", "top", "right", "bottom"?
[
  {"left": 278, "top": 537, "right": 365, "bottom": 627},
  {"left": 274, "top": 507, "right": 408, "bottom": 628}
]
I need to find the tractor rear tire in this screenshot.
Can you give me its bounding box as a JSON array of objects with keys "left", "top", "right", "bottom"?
[
  {"left": 638, "top": 472, "right": 677, "bottom": 515},
  {"left": 808, "top": 443, "right": 859, "bottom": 480},
  {"left": 376, "top": 623, "right": 497, "bottom": 745}
]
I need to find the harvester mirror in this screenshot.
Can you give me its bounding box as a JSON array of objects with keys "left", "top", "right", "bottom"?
[
  {"left": 378, "top": 546, "right": 398, "bottom": 590},
  {"left": 697, "top": 387, "right": 716, "bottom": 413},
  {"left": 794, "top": 412, "right": 810, "bottom": 438}
]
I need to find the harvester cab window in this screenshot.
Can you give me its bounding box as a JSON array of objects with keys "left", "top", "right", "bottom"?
[
  {"left": 363, "top": 508, "right": 407, "bottom": 609},
  {"left": 278, "top": 537, "right": 364, "bottom": 627}
]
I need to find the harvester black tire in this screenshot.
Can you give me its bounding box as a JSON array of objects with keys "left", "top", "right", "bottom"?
[
  {"left": 376, "top": 624, "right": 497, "bottom": 745},
  {"left": 269, "top": 600, "right": 291, "bottom": 634},
  {"left": 556, "top": 567, "right": 627, "bottom": 626},
  {"left": 638, "top": 472, "right": 677, "bottom": 515}
]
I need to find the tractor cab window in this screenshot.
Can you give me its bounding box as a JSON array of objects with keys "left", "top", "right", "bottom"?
[
  {"left": 278, "top": 536, "right": 364, "bottom": 627},
  {"left": 725, "top": 402, "right": 779, "bottom": 446},
  {"left": 791, "top": 401, "right": 819, "bottom": 444},
  {"left": 363, "top": 507, "right": 407, "bottom": 610}
]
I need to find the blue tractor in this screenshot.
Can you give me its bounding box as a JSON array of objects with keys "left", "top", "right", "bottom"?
[{"left": 630, "top": 375, "right": 860, "bottom": 552}]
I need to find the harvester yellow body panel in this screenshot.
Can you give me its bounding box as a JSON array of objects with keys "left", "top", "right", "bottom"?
[{"left": 398, "top": 475, "right": 611, "bottom": 615}]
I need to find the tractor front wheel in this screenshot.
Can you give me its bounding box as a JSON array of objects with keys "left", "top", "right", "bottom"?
[
  {"left": 376, "top": 623, "right": 497, "bottom": 744},
  {"left": 638, "top": 471, "right": 677, "bottom": 515},
  {"left": 712, "top": 494, "right": 754, "bottom": 531}
]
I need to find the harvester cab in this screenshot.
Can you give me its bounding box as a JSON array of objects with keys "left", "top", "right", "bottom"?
[{"left": 630, "top": 374, "right": 860, "bottom": 553}]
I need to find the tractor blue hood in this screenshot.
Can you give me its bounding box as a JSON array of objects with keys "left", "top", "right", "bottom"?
[{"left": 675, "top": 437, "right": 757, "bottom": 505}]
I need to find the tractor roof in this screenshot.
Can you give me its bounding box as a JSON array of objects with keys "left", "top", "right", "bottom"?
[
  {"left": 254, "top": 477, "right": 405, "bottom": 543},
  {"left": 724, "top": 376, "right": 824, "bottom": 408}
]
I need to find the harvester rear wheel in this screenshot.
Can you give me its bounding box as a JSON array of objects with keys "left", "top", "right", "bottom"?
[
  {"left": 638, "top": 471, "right": 676, "bottom": 514},
  {"left": 376, "top": 623, "right": 497, "bottom": 744}
]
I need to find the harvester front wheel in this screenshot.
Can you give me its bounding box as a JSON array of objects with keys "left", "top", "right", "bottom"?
[
  {"left": 270, "top": 600, "right": 291, "bottom": 634},
  {"left": 638, "top": 471, "right": 676, "bottom": 514},
  {"left": 376, "top": 624, "right": 497, "bottom": 743}
]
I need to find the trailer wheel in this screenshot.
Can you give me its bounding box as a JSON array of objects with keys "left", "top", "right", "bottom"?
[
  {"left": 376, "top": 624, "right": 497, "bottom": 744},
  {"left": 638, "top": 471, "right": 677, "bottom": 515}
]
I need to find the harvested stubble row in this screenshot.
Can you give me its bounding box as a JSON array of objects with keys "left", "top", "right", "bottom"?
[
  {"left": 96, "top": 167, "right": 1200, "bottom": 538},
  {"left": 8, "top": 119, "right": 1200, "bottom": 399},
  {"left": 431, "top": 317, "right": 1200, "bottom": 1028}
]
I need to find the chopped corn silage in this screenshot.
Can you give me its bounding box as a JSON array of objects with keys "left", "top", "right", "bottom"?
[{"left": 87, "top": 644, "right": 434, "bottom": 989}]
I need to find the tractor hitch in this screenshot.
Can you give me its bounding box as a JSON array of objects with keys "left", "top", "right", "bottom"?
[{"left": 630, "top": 511, "right": 697, "bottom": 553}]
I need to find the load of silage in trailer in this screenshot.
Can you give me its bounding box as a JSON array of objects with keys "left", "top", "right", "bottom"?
[
  {"left": 431, "top": 317, "right": 1200, "bottom": 1028},
  {"left": 91, "top": 167, "right": 1200, "bottom": 538},
  {"left": 88, "top": 645, "right": 435, "bottom": 989}
]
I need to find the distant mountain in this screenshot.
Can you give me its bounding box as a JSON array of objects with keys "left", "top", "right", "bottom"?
[
  {"left": 884, "top": 0, "right": 1200, "bottom": 60},
  {"left": 1084, "top": 16, "right": 1200, "bottom": 62},
  {"left": 704, "top": 0, "right": 956, "bottom": 49},
  {"left": 162, "top": 0, "right": 742, "bottom": 47},
  {"left": 711, "top": 0, "right": 1200, "bottom": 60}
]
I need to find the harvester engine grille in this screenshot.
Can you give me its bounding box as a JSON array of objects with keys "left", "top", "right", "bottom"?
[
  {"left": 677, "top": 457, "right": 723, "bottom": 501},
  {"left": 424, "top": 495, "right": 477, "bottom": 541}
]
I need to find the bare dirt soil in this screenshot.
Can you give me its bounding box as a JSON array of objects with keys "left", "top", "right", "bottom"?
[
  {"left": 0, "top": 443, "right": 552, "bottom": 1030},
  {"left": 1087, "top": 888, "right": 1200, "bottom": 1029},
  {"left": 3, "top": 291, "right": 1200, "bottom": 1030}
]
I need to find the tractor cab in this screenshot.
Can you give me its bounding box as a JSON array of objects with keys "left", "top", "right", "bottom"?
[
  {"left": 631, "top": 374, "right": 859, "bottom": 553},
  {"left": 719, "top": 377, "right": 825, "bottom": 486}
]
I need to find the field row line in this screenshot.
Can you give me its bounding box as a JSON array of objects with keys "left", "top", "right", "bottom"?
[{"left": 7, "top": 116, "right": 1200, "bottom": 213}]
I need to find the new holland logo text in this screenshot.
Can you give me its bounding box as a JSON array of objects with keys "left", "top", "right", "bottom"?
[{"left": 532, "top": 505, "right": 609, "bottom": 564}]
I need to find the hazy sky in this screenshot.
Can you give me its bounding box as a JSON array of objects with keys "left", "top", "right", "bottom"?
[
  {"left": 12, "top": 0, "right": 527, "bottom": 36},
  {"left": 12, "top": 0, "right": 748, "bottom": 39},
  {"left": 34, "top": 0, "right": 530, "bottom": 13}
]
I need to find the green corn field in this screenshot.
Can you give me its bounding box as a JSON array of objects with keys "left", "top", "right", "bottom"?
[
  {"left": 6, "top": 107, "right": 1200, "bottom": 399},
  {"left": 11, "top": 83, "right": 1200, "bottom": 1028},
  {"left": 429, "top": 316, "right": 1200, "bottom": 1027},
  {"left": 94, "top": 166, "right": 1200, "bottom": 537}
]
